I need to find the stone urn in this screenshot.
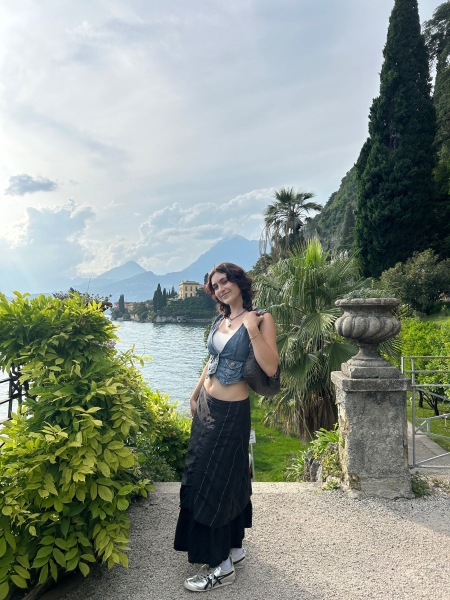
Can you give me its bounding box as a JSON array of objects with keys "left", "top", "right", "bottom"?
[{"left": 335, "top": 298, "right": 401, "bottom": 379}]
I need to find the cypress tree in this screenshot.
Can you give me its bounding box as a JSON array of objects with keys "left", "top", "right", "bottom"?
[
  {"left": 424, "top": 2, "right": 450, "bottom": 257},
  {"left": 157, "top": 284, "right": 163, "bottom": 310},
  {"left": 152, "top": 284, "right": 163, "bottom": 311},
  {"left": 424, "top": 3, "right": 450, "bottom": 155},
  {"left": 118, "top": 294, "right": 125, "bottom": 313},
  {"left": 354, "top": 0, "right": 437, "bottom": 277},
  {"left": 162, "top": 288, "right": 167, "bottom": 307}
]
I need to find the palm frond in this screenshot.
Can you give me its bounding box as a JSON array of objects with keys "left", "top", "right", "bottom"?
[
  {"left": 323, "top": 339, "right": 358, "bottom": 375},
  {"left": 255, "top": 237, "right": 369, "bottom": 439}
]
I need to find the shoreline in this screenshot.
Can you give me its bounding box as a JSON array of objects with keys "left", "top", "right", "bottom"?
[{"left": 112, "top": 317, "right": 213, "bottom": 324}]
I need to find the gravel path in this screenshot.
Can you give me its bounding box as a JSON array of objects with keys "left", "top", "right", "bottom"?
[{"left": 61, "top": 482, "right": 450, "bottom": 600}]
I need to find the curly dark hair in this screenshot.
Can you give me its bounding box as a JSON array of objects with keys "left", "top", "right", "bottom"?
[{"left": 205, "top": 262, "right": 255, "bottom": 318}]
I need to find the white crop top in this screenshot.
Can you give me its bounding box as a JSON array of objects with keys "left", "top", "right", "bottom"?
[{"left": 212, "top": 329, "right": 232, "bottom": 353}]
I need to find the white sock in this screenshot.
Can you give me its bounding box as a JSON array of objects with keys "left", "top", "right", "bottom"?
[
  {"left": 219, "top": 557, "right": 232, "bottom": 571},
  {"left": 230, "top": 547, "right": 244, "bottom": 559}
]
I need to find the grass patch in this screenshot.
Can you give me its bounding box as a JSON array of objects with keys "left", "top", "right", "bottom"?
[
  {"left": 250, "top": 392, "right": 308, "bottom": 481},
  {"left": 407, "top": 398, "right": 450, "bottom": 452}
]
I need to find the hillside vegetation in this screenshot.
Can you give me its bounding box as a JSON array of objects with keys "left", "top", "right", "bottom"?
[{"left": 311, "top": 166, "right": 357, "bottom": 252}]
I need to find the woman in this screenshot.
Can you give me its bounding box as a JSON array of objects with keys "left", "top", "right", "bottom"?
[{"left": 174, "top": 262, "right": 279, "bottom": 592}]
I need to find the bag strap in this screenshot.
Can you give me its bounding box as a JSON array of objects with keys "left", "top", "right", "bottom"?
[
  {"left": 254, "top": 308, "right": 267, "bottom": 331},
  {"left": 248, "top": 309, "right": 267, "bottom": 345}
]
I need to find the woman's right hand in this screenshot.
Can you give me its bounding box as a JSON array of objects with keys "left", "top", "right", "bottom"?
[{"left": 190, "top": 395, "right": 198, "bottom": 418}]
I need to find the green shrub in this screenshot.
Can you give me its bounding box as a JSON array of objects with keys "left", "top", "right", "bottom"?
[
  {"left": 399, "top": 318, "right": 450, "bottom": 396},
  {"left": 309, "top": 425, "right": 341, "bottom": 457},
  {"left": 322, "top": 477, "right": 341, "bottom": 491},
  {"left": 133, "top": 389, "right": 191, "bottom": 480},
  {"left": 0, "top": 293, "right": 163, "bottom": 598},
  {"left": 410, "top": 473, "right": 431, "bottom": 497},
  {"left": 380, "top": 249, "right": 450, "bottom": 314},
  {"left": 283, "top": 450, "right": 308, "bottom": 482},
  {"left": 399, "top": 319, "right": 448, "bottom": 359},
  {"left": 428, "top": 301, "right": 450, "bottom": 317},
  {"left": 284, "top": 425, "right": 341, "bottom": 482},
  {"left": 134, "top": 440, "right": 177, "bottom": 482},
  {"left": 400, "top": 317, "right": 444, "bottom": 356}
]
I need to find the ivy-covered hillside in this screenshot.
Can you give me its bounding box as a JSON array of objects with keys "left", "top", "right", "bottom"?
[{"left": 309, "top": 165, "right": 357, "bottom": 252}]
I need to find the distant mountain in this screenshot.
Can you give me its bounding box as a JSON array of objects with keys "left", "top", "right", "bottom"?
[
  {"left": 175, "top": 235, "right": 259, "bottom": 282},
  {"left": 96, "top": 261, "right": 146, "bottom": 281},
  {"left": 75, "top": 261, "right": 147, "bottom": 295},
  {"left": 95, "top": 235, "right": 260, "bottom": 301}
]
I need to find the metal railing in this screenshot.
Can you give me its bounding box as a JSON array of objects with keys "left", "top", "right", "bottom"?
[
  {"left": 401, "top": 356, "right": 450, "bottom": 468},
  {"left": 0, "top": 365, "right": 27, "bottom": 425}
]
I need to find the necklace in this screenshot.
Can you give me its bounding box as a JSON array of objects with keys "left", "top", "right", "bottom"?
[{"left": 226, "top": 309, "right": 246, "bottom": 328}]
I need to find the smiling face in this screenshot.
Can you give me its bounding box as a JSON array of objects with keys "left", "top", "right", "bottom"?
[{"left": 210, "top": 271, "right": 242, "bottom": 305}]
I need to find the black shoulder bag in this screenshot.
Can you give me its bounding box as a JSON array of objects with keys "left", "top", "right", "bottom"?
[{"left": 244, "top": 310, "right": 280, "bottom": 397}]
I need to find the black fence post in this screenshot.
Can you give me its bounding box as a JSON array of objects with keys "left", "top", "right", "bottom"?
[{"left": 1, "top": 364, "right": 26, "bottom": 423}]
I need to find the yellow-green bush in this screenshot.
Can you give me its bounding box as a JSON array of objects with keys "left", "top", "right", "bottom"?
[
  {"left": 399, "top": 318, "right": 450, "bottom": 392},
  {"left": 0, "top": 292, "right": 188, "bottom": 599}
]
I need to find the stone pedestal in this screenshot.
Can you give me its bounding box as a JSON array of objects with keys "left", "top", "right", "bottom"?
[
  {"left": 332, "top": 297, "right": 413, "bottom": 499},
  {"left": 331, "top": 371, "right": 413, "bottom": 499}
]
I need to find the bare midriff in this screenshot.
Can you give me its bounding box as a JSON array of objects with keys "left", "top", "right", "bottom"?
[{"left": 203, "top": 376, "right": 249, "bottom": 402}]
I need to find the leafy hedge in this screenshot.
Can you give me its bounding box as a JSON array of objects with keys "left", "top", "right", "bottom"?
[
  {"left": 0, "top": 292, "right": 189, "bottom": 599},
  {"left": 134, "top": 389, "right": 190, "bottom": 481},
  {"left": 399, "top": 318, "right": 450, "bottom": 392}
]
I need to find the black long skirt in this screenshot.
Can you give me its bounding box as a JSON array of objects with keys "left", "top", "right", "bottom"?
[{"left": 174, "top": 387, "right": 252, "bottom": 567}]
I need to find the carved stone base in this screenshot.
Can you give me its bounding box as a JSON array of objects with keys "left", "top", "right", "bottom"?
[
  {"left": 341, "top": 344, "right": 400, "bottom": 379},
  {"left": 331, "top": 371, "right": 413, "bottom": 500}
]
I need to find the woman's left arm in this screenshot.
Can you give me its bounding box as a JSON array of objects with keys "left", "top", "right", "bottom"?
[{"left": 243, "top": 311, "right": 279, "bottom": 377}]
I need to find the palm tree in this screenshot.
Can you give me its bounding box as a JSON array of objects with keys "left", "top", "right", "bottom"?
[
  {"left": 260, "top": 187, "right": 322, "bottom": 261},
  {"left": 254, "top": 238, "right": 364, "bottom": 441}
]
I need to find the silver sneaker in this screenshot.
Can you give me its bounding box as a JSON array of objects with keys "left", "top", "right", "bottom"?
[{"left": 184, "top": 563, "right": 235, "bottom": 592}]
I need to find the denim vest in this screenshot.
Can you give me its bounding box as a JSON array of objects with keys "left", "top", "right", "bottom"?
[{"left": 205, "top": 314, "right": 251, "bottom": 386}]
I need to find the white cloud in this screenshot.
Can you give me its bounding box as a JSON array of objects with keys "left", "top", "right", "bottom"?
[
  {"left": 0, "top": 200, "right": 95, "bottom": 294},
  {"left": 5, "top": 174, "right": 58, "bottom": 196},
  {"left": 77, "top": 188, "right": 275, "bottom": 275}
]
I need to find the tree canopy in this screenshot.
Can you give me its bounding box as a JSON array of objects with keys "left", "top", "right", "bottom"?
[
  {"left": 424, "top": 1, "right": 450, "bottom": 257},
  {"left": 355, "top": 0, "right": 437, "bottom": 277},
  {"left": 380, "top": 249, "right": 450, "bottom": 313}
]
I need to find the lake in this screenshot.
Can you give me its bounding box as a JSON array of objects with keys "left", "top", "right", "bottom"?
[
  {"left": 115, "top": 321, "right": 207, "bottom": 411},
  {"left": 0, "top": 321, "right": 207, "bottom": 421}
]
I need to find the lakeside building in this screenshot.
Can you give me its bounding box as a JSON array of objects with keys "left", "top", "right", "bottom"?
[
  {"left": 113, "top": 301, "right": 135, "bottom": 310},
  {"left": 179, "top": 281, "right": 202, "bottom": 299}
]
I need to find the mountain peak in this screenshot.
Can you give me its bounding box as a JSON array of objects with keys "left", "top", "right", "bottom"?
[
  {"left": 215, "top": 234, "right": 249, "bottom": 245},
  {"left": 96, "top": 261, "right": 146, "bottom": 281},
  {"left": 83, "top": 237, "right": 260, "bottom": 301}
]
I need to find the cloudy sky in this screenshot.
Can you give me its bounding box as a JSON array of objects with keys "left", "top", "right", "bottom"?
[{"left": 0, "top": 0, "right": 440, "bottom": 292}]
